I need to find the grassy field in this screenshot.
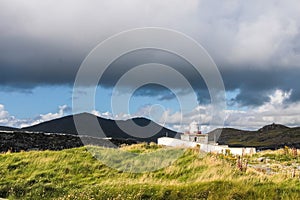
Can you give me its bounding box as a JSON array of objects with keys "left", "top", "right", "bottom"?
[{"left": 0, "top": 143, "right": 299, "bottom": 200}]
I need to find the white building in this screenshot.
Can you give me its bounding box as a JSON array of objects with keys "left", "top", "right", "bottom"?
[
  {"left": 157, "top": 121, "right": 256, "bottom": 156},
  {"left": 180, "top": 121, "right": 208, "bottom": 144},
  {"left": 189, "top": 121, "right": 199, "bottom": 134}
]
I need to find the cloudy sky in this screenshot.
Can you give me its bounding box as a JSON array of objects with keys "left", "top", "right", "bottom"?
[{"left": 1, "top": 0, "right": 300, "bottom": 132}]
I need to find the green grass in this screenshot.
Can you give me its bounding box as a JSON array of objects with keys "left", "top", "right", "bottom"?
[{"left": 0, "top": 144, "right": 299, "bottom": 200}]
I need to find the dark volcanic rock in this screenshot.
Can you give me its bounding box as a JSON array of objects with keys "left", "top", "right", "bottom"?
[{"left": 0, "top": 131, "right": 137, "bottom": 153}]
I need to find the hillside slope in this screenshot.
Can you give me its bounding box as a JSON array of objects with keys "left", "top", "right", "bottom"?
[
  {"left": 22, "top": 113, "right": 179, "bottom": 142},
  {"left": 0, "top": 126, "right": 19, "bottom": 132},
  {"left": 2, "top": 114, "right": 300, "bottom": 149},
  {"left": 208, "top": 124, "right": 300, "bottom": 150}
]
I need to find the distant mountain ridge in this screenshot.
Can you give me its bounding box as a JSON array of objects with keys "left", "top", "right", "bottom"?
[
  {"left": 0, "top": 126, "right": 19, "bottom": 132},
  {"left": 21, "top": 113, "right": 179, "bottom": 143},
  {"left": 1, "top": 115, "right": 300, "bottom": 149},
  {"left": 208, "top": 123, "right": 300, "bottom": 150},
  {"left": 258, "top": 123, "right": 289, "bottom": 132}
]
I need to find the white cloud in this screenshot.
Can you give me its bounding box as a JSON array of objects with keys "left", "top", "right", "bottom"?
[
  {"left": 224, "top": 89, "right": 300, "bottom": 129},
  {"left": 225, "top": 6, "right": 298, "bottom": 68},
  {"left": 1, "top": 0, "right": 300, "bottom": 70},
  {"left": 269, "top": 89, "right": 292, "bottom": 105},
  {"left": 0, "top": 104, "right": 70, "bottom": 128},
  {"left": 91, "top": 110, "right": 105, "bottom": 118},
  {"left": 91, "top": 109, "right": 132, "bottom": 121},
  {"left": 1, "top": 89, "right": 300, "bottom": 133},
  {"left": 30, "top": 105, "right": 69, "bottom": 126},
  {"left": 92, "top": 89, "right": 300, "bottom": 133},
  {"left": 0, "top": 104, "right": 9, "bottom": 119}
]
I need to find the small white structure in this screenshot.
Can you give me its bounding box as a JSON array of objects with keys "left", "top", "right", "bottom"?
[
  {"left": 189, "top": 121, "right": 199, "bottom": 134},
  {"left": 157, "top": 137, "right": 256, "bottom": 156},
  {"left": 180, "top": 121, "right": 208, "bottom": 144},
  {"left": 158, "top": 137, "right": 199, "bottom": 148},
  {"left": 158, "top": 121, "right": 256, "bottom": 156}
]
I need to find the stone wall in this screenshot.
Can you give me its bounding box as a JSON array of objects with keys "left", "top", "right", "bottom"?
[
  {"left": 158, "top": 137, "right": 200, "bottom": 148},
  {"left": 0, "top": 131, "right": 137, "bottom": 153}
]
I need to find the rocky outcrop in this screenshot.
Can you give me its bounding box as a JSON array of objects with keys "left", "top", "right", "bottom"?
[
  {"left": 258, "top": 123, "right": 289, "bottom": 132},
  {"left": 0, "top": 131, "right": 137, "bottom": 153}
]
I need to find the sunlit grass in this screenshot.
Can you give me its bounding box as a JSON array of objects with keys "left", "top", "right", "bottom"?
[{"left": 0, "top": 144, "right": 299, "bottom": 199}]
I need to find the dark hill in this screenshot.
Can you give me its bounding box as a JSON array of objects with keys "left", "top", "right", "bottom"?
[
  {"left": 22, "top": 113, "right": 179, "bottom": 143},
  {"left": 0, "top": 126, "right": 20, "bottom": 131},
  {"left": 258, "top": 123, "right": 289, "bottom": 132},
  {"left": 208, "top": 124, "right": 300, "bottom": 150},
  {"left": 3, "top": 115, "right": 300, "bottom": 150}
]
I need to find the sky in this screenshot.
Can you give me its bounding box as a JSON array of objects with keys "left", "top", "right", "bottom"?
[{"left": 0, "top": 0, "right": 300, "bottom": 132}]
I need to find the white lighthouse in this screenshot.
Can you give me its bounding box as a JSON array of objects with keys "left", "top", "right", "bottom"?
[
  {"left": 180, "top": 121, "right": 207, "bottom": 143},
  {"left": 189, "top": 121, "right": 200, "bottom": 134}
]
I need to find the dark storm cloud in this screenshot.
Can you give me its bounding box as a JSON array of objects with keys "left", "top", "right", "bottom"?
[
  {"left": 133, "top": 85, "right": 176, "bottom": 101},
  {"left": 1, "top": 0, "right": 300, "bottom": 106},
  {"left": 1, "top": 34, "right": 300, "bottom": 106},
  {"left": 99, "top": 49, "right": 212, "bottom": 104},
  {"left": 0, "top": 35, "right": 84, "bottom": 88},
  {"left": 220, "top": 68, "right": 300, "bottom": 106}
]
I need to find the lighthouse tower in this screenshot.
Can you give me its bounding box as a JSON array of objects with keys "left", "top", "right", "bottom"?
[
  {"left": 189, "top": 121, "right": 200, "bottom": 134},
  {"left": 181, "top": 121, "right": 207, "bottom": 143}
]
